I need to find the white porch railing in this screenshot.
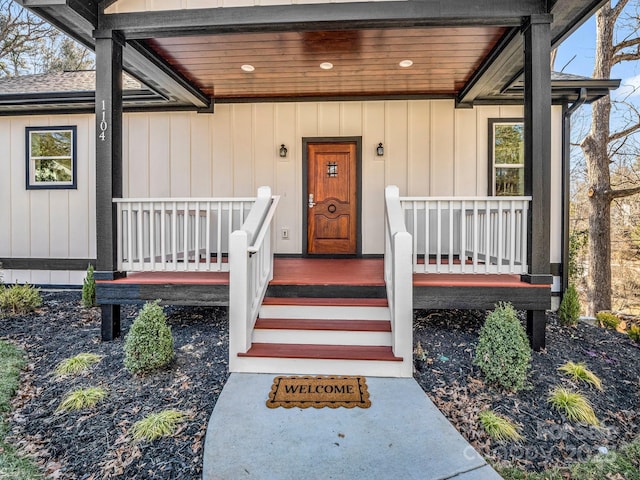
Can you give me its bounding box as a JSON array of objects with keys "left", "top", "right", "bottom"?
[
  {"left": 114, "top": 197, "right": 256, "bottom": 272},
  {"left": 384, "top": 186, "right": 413, "bottom": 377},
  {"left": 229, "top": 187, "right": 280, "bottom": 361},
  {"left": 400, "top": 196, "right": 531, "bottom": 274}
]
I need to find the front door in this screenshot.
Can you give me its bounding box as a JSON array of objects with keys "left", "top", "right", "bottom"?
[{"left": 306, "top": 141, "right": 358, "bottom": 254}]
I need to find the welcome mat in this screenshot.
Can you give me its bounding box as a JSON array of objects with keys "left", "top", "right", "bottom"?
[{"left": 266, "top": 376, "right": 371, "bottom": 409}]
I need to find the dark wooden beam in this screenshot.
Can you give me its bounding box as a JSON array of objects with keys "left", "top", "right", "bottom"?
[
  {"left": 94, "top": 29, "right": 124, "bottom": 340},
  {"left": 459, "top": 0, "right": 606, "bottom": 104},
  {"left": 549, "top": 0, "right": 607, "bottom": 46},
  {"left": 522, "top": 15, "right": 552, "bottom": 282},
  {"left": 413, "top": 285, "right": 550, "bottom": 311},
  {"left": 0, "top": 258, "right": 95, "bottom": 270},
  {"left": 457, "top": 28, "right": 520, "bottom": 106},
  {"left": 521, "top": 15, "right": 553, "bottom": 351},
  {"left": 122, "top": 40, "right": 210, "bottom": 108},
  {"left": 98, "top": 0, "right": 545, "bottom": 39}
]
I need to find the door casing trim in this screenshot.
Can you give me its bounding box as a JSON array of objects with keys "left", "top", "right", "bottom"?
[{"left": 302, "top": 136, "right": 362, "bottom": 257}]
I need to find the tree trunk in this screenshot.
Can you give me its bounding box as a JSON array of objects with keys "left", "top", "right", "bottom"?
[{"left": 580, "top": 6, "right": 614, "bottom": 315}]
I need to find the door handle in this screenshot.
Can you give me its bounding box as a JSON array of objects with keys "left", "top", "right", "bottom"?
[{"left": 308, "top": 193, "right": 316, "bottom": 208}]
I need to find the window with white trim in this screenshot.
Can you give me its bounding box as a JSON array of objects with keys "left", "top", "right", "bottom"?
[
  {"left": 489, "top": 119, "right": 524, "bottom": 196},
  {"left": 26, "top": 126, "right": 77, "bottom": 190}
]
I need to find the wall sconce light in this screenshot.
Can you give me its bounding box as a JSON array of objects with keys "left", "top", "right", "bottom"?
[
  {"left": 279, "top": 144, "right": 288, "bottom": 158},
  {"left": 376, "top": 143, "right": 384, "bottom": 156}
]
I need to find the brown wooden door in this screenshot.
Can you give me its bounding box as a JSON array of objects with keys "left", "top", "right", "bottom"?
[{"left": 306, "top": 142, "right": 357, "bottom": 254}]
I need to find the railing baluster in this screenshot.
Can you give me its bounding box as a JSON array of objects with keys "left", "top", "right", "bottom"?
[
  {"left": 497, "top": 200, "right": 503, "bottom": 272},
  {"left": 126, "top": 203, "right": 133, "bottom": 269},
  {"left": 136, "top": 202, "right": 144, "bottom": 270},
  {"left": 460, "top": 200, "right": 466, "bottom": 272},
  {"left": 172, "top": 202, "right": 178, "bottom": 271},
  {"left": 510, "top": 201, "right": 516, "bottom": 272},
  {"left": 149, "top": 202, "right": 155, "bottom": 271},
  {"left": 448, "top": 200, "right": 453, "bottom": 273},
  {"left": 117, "top": 202, "right": 124, "bottom": 270},
  {"left": 182, "top": 201, "right": 189, "bottom": 271},
  {"left": 473, "top": 201, "right": 479, "bottom": 273},
  {"left": 424, "top": 200, "right": 430, "bottom": 273},
  {"left": 205, "top": 202, "right": 211, "bottom": 269},
  {"left": 160, "top": 203, "right": 166, "bottom": 266},
  {"left": 484, "top": 200, "right": 491, "bottom": 273},
  {"left": 217, "top": 202, "right": 223, "bottom": 269},
  {"left": 194, "top": 201, "right": 200, "bottom": 271},
  {"left": 521, "top": 201, "right": 529, "bottom": 272},
  {"left": 436, "top": 200, "right": 442, "bottom": 273},
  {"left": 416, "top": 202, "right": 420, "bottom": 272}
]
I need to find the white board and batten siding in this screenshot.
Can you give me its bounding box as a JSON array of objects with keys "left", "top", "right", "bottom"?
[
  {"left": 0, "top": 101, "right": 563, "bottom": 286},
  {"left": 105, "top": 0, "right": 404, "bottom": 14},
  {"left": 0, "top": 114, "right": 95, "bottom": 285}
]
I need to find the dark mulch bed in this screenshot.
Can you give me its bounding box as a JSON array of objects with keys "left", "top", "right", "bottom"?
[
  {"left": 1, "top": 291, "right": 229, "bottom": 479},
  {"left": 1, "top": 292, "right": 639, "bottom": 477},
  {"left": 413, "top": 310, "right": 640, "bottom": 473}
]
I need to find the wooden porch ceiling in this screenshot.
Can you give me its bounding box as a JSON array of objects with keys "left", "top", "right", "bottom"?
[{"left": 145, "top": 27, "right": 508, "bottom": 101}]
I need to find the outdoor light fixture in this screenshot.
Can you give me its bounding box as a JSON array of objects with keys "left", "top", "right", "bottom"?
[
  {"left": 376, "top": 143, "right": 384, "bottom": 156},
  {"left": 279, "top": 144, "right": 288, "bottom": 158}
]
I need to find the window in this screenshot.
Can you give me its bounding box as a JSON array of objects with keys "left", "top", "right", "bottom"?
[
  {"left": 26, "top": 126, "right": 77, "bottom": 190},
  {"left": 489, "top": 119, "right": 524, "bottom": 196}
]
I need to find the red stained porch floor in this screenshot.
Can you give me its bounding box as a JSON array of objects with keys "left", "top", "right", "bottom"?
[{"left": 98, "top": 258, "right": 544, "bottom": 289}]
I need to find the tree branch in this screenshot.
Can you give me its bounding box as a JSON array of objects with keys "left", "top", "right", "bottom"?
[
  {"left": 609, "top": 122, "right": 640, "bottom": 142},
  {"left": 610, "top": 185, "right": 640, "bottom": 199},
  {"left": 613, "top": 36, "right": 640, "bottom": 54},
  {"left": 612, "top": 51, "right": 640, "bottom": 65},
  {"left": 612, "top": 0, "right": 630, "bottom": 23}
]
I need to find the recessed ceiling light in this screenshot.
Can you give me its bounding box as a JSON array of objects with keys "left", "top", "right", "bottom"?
[
  {"left": 399, "top": 60, "right": 413, "bottom": 68},
  {"left": 320, "top": 62, "right": 334, "bottom": 70},
  {"left": 241, "top": 64, "right": 255, "bottom": 72}
]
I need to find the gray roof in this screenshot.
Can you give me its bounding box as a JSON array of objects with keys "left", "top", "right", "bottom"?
[
  {"left": 0, "top": 70, "right": 144, "bottom": 94},
  {"left": 551, "top": 71, "right": 593, "bottom": 81}
]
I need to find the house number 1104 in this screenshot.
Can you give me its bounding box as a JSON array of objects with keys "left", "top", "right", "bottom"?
[{"left": 99, "top": 100, "right": 108, "bottom": 141}]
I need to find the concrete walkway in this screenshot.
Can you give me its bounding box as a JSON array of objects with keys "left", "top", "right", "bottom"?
[{"left": 203, "top": 374, "right": 502, "bottom": 479}]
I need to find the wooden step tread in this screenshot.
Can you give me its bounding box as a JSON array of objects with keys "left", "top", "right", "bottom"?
[
  {"left": 238, "top": 343, "right": 403, "bottom": 361},
  {"left": 254, "top": 318, "right": 391, "bottom": 332},
  {"left": 261, "top": 297, "right": 388, "bottom": 307}
]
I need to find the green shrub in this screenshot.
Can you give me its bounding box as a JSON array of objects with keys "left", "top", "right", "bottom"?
[
  {"left": 56, "top": 387, "right": 107, "bottom": 412},
  {"left": 0, "top": 284, "right": 42, "bottom": 316},
  {"left": 548, "top": 387, "right": 599, "bottom": 426},
  {"left": 596, "top": 311, "right": 620, "bottom": 330},
  {"left": 130, "top": 410, "right": 187, "bottom": 442},
  {"left": 557, "top": 361, "right": 602, "bottom": 390},
  {"left": 474, "top": 302, "right": 531, "bottom": 392},
  {"left": 558, "top": 285, "right": 581, "bottom": 327},
  {"left": 478, "top": 410, "right": 523, "bottom": 442},
  {"left": 124, "top": 301, "right": 174, "bottom": 375},
  {"left": 81, "top": 264, "right": 96, "bottom": 308},
  {"left": 628, "top": 324, "right": 640, "bottom": 343},
  {"left": 55, "top": 353, "right": 102, "bottom": 376}
]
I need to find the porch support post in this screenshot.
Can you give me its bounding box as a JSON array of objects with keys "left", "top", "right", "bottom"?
[
  {"left": 94, "top": 29, "right": 125, "bottom": 341},
  {"left": 522, "top": 14, "right": 553, "bottom": 350}
]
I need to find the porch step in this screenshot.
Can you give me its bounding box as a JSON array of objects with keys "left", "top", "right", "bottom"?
[
  {"left": 255, "top": 318, "right": 391, "bottom": 332},
  {"left": 238, "top": 343, "right": 402, "bottom": 361},
  {"left": 233, "top": 296, "right": 411, "bottom": 377},
  {"left": 259, "top": 297, "right": 390, "bottom": 321},
  {"left": 261, "top": 297, "right": 388, "bottom": 307},
  {"left": 253, "top": 318, "right": 392, "bottom": 346}
]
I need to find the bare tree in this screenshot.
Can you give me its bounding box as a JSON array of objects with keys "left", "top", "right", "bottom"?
[
  {"left": 37, "top": 36, "right": 94, "bottom": 73},
  {"left": 580, "top": 0, "right": 640, "bottom": 315},
  {"left": 0, "top": 0, "right": 56, "bottom": 76}
]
